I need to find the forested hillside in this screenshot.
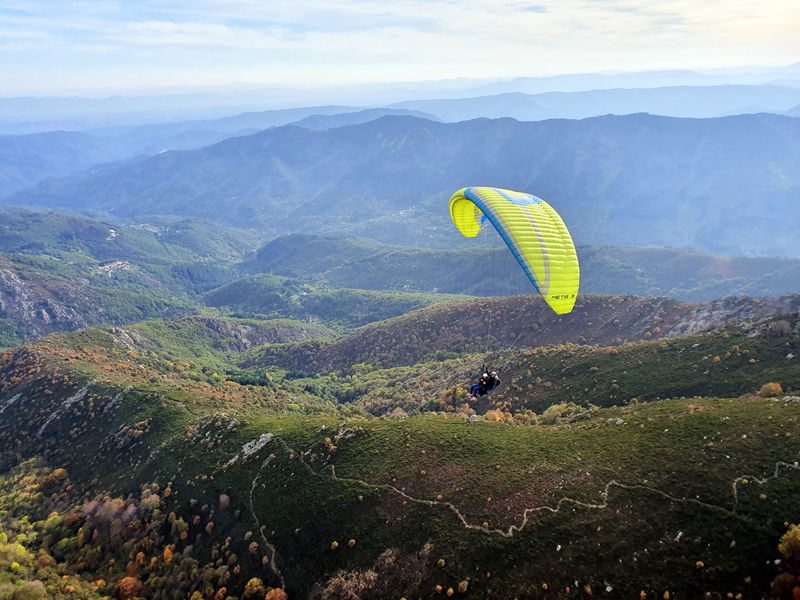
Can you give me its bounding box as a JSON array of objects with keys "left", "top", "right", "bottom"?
[{"left": 0, "top": 298, "right": 798, "bottom": 598}]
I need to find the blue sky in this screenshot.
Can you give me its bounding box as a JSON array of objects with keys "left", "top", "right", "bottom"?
[{"left": 1, "top": 0, "right": 798, "bottom": 95}]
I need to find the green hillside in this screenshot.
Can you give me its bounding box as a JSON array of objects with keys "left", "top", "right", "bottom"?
[
  {"left": 0, "top": 208, "right": 258, "bottom": 270},
  {"left": 0, "top": 251, "right": 194, "bottom": 345},
  {"left": 0, "top": 210, "right": 261, "bottom": 344},
  {"left": 205, "top": 275, "right": 466, "bottom": 329},
  {"left": 0, "top": 309, "right": 799, "bottom": 598},
  {"left": 304, "top": 318, "right": 800, "bottom": 416},
  {"left": 117, "top": 316, "right": 336, "bottom": 370},
  {"left": 1, "top": 213, "right": 799, "bottom": 598}
]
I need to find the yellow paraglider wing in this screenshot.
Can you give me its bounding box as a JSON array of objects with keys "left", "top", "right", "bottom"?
[{"left": 449, "top": 186, "right": 580, "bottom": 315}]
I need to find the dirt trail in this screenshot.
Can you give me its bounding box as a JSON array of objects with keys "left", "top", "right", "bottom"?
[{"left": 251, "top": 434, "right": 799, "bottom": 540}]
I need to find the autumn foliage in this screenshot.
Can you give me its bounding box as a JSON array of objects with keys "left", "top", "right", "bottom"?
[{"left": 759, "top": 382, "right": 783, "bottom": 397}]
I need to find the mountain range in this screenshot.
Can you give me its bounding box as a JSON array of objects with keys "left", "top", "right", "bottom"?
[
  {"left": 393, "top": 85, "right": 800, "bottom": 122},
  {"left": 0, "top": 108, "right": 435, "bottom": 195},
  {"left": 4, "top": 62, "right": 800, "bottom": 132},
  {"left": 8, "top": 113, "right": 800, "bottom": 256},
  {"left": 0, "top": 131, "right": 134, "bottom": 196}
]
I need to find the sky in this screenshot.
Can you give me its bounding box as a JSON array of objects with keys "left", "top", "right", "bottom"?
[{"left": 1, "top": 0, "right": 799, "bottom": 96}]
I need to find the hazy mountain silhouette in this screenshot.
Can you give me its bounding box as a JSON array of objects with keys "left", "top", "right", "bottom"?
[
  {"left": 0, "top": 131, "right": 134, "bottom": 196},
  {"left": 290, "top": 108, "right": 438, "bottom": 130},
  {"left": 9, "top": 113, "right": 800, "bottom": 256},
  {"left": 392, "top": 85, "right": 800, "bottom": 121}
]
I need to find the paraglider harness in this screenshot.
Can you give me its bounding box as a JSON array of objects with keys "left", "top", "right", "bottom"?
[{"left": 469, "top": 367, "right": 500, "bottom": 397}]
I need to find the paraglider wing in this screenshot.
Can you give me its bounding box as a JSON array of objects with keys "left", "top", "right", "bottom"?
[{"left": 449, "top": 186, "right": 579, "bottom": 315}]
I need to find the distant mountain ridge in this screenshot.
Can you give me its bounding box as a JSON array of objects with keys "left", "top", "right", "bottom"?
[
  {"left": 0, "top": 131, "right": 134, "bottom": 196},
  {"left": 290, "top": 108, "right": 438, "bottom": 130},
  {"left": 392, "top": 84, "right": 800, "bottom": 122},
  {"left": 4, "top": 62, "right": 800, "bottom": 133},
  {"left": 0, "top": 107, "right": 441, "bottom": 194},
  {"left": 10, "top": 112, "right": 800, "bottom": 256},
  {"left": 461, "top": 65, "right": 800, "bottom": 96}
]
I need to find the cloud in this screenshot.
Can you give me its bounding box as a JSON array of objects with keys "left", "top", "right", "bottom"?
[
  {"left": 0, "top": 0, "right": 798, "bottom": 94},
  {"left": 115, "top": 21, "right": 286, "bottom": 50},
  {"left": 0, "top": 27, "right": 49, "bottom": 40},
  {"left": 503, "top": 2, "right": 548, "bottom": 13}
]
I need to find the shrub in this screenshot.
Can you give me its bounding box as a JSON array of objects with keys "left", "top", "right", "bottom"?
[
  {"left": 11, "top": 581, "right": 47, "bottom": 600},
  {"left": 540, "top": 403, "right": 594, "bottom": 425},
  {"left": 770, "top": 573, "right": 797, "bottom": 599},
  {"left": 116, "top": 576, "right": 142, "bottom": 600},
  {"left": 244, "top": 578, "right": 265, "bottom": 598},
  {"left": 42, "top": 468, "right": 68, "bottom": 489},
  {"left": 759, "top": 382, "right": 783, "bottom": 398},
  {"left": 779, "top": 524, "right": 800, "bottom": 561},
  {"left": 485, "top": 410, "right": 504, "bottom": 422}
]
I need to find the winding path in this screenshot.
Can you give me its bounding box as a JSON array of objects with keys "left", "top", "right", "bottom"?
[{"left": 247, "top": 433, "right": 799, "bottom": 541}]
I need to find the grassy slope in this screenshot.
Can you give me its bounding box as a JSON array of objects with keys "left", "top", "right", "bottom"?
[
  {"left": 118, "top": 316, "right": 336, "bottom": 374},
  {"left": 249, "top": 400, "right": 800, "bottom": 598},
  {"left": 0, "top": 252, "right": 194, "bottom": 337},
  {"left": 1, "top": 211, "right": 493, "bottom": 346},
  {"left": 1, "top": 313, "right": 799, "bottom": 596},
  {"left": 4, "top": 209, "right": 799, "bottom": 354},
  {"left": 238, "top": 295, "right": 684, "bottom": 373},
  {"left": 0, "top": 317, "right": 22, "bottom": 349},
  {"left": 2, "top": 363, "right": 798, "bottom": 597},
  {"left": 0, "top": 208, "right": 258, "bottom": 262}
]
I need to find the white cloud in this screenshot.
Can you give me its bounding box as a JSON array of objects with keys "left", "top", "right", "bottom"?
[
  {"left": 115, "top": 21, "right": 287, "bottom": 49},
  {"left": 0, "top": 27, "right": 49, "bottom": 40},
  {"left": 0, "top": 0, "right": 798, "bottom": 94}
]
